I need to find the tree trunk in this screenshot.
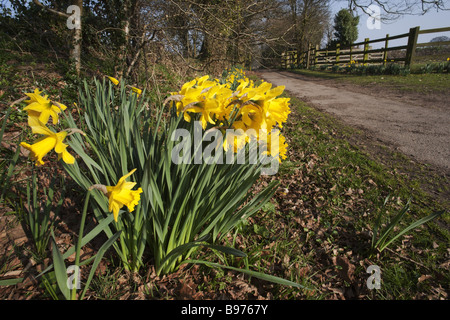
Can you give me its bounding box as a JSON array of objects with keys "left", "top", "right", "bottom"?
[
  {"left": 72, "top": 0, "right": 83, "bottom": 76},
  {"left": 116, "top": 0, "right": 132, "bottom": 79},
  {"left": 33, "top": 0, "right": 83, "bottom": 76}
]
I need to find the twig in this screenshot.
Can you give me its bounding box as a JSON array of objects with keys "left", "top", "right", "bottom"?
[
  {"left": 32, "top": 0, "right": 70, "bottom": 18},
  {"left": 10, "top": 96, "right": 28, "bottom": 107},
  {"left": 384, "top": 247, "right": 430, "bottom": 270}
]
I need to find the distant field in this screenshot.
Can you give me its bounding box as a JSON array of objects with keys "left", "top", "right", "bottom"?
[{"left": 290, "top": 69, "right": 450, "bottom": 94}]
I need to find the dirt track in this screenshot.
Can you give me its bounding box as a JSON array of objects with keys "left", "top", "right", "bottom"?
[{"left": 257, "top": 70, "right": 450, "bottom": 175}]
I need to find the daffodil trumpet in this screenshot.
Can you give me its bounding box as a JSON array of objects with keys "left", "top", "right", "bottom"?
[
  {"left": 126, "top": 85, "right": 142, "bottom": 96},
  {"left": 106, "top": 75, "right": 120, "bottom": 85}
]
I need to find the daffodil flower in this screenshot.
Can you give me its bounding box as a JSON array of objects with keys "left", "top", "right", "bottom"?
[
  {"left": 107, "top": 76, "right": 120, "bottom": 85},
  {"left": 177, "top": 78, "right": 233, "bottom": 129},
  {"left": 103, "top": 169, "right": 143, "bottom": 222},
  {"left": 20, "top": 117, "right": 75, "bottom": 166},
  {"left": 23, "top": 88, "right": 67, "bottom": 125},
  {"left": 130, "top": 86, "right": 142, "bottom": 96},
  {"left": 223, "top": 128, "right": 247, "bottom": 153},
  {"left": 259, "top": 130, "right": 288, "bottom": 163},
  {"left": 236, "top": 103, "right": 264, "bottom": 131}
]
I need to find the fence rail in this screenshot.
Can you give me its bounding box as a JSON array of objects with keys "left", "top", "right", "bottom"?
[{"left": 281, "top": 26, "right": 450, "bottom": 69}]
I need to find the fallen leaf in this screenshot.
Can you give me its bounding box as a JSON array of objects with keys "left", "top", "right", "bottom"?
[
  {"left": 418, "top": 275, "right": 432, "bottom": 283},
  {"left": 332, "top": 255, "right": 355, "bottom": 283}
]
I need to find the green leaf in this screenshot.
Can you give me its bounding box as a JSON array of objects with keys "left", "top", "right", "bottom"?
[
  {"left": 378, "top": 210, "right": 446, "bottom": 252},
  {"left": 374, "top": 199, "right": 411, "bottom": 250},
  {"left": 205, "top": 245, "right": 247, "bottom": 258},
  {"left": 0, "top": 278, "right": 24, "bottom": 286},
  {"left": 157, "top": 235, "right": 211, "bottom": 274},
  {"left": 38, "top": 214, "right": 116, "bottom": 278},
  {"left": 186, "top": 259, "right": 311, "bottom": 290},
  {"left": 50, "top": 236, "right": 70, "bottom": 300},
  {"left": 371, "top": 195, "right": 390, "bottom": 249}
]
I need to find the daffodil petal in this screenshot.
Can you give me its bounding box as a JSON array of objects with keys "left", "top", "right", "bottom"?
[
  {"left": 20, "top": 135, "right": 56, "bottom": 166},
  {"left": 27, "top": 116, "right": 54, "bottom": 136}
]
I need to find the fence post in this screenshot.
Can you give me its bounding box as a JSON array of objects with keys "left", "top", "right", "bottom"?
[
  {"left": 383, "top": 34, "right": 389, "bottom": 66},
  {"left": 363, "top": 38, "right": 369, "bottom": 65},
  {"left": 335, "top": 43, "right": 340, "bottom": 65},
  {"left": 349, "top": 45, "right": 353, "bottom": 64},
  {"left": 405, "top": 26, "right": 420, "bottom": 67},
  {"left": 314, "top": 44, "right": 319, "bottom": 67},
  {"left": 306, "top": 43, "right": 311, "bottom": 69}
]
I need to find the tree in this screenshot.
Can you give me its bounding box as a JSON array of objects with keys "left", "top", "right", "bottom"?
[
  {"left": 257, "top": 0, "right": 331, "bottom": 67},
  {"left": 345, "top": 0, "right": 449, "bottom": 21},
  {"left": 296, "top": 0, "right": 331, "bottom": 52},
  {"left": 32, "top": 0, "right": 83, "bottom": 76},
  {"left": 156, "top": 0, "right": 284, "bottom": 72},
  {"left": 430, "top": 36, "right": 450, "bottom": 43},
  {"left": 332, "top": 8, "right": 359, "bottom": 47}
]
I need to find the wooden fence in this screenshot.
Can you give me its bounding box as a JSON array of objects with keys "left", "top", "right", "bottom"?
[{"left": 281, "top": 26, "right": 450, "bottom": 69}]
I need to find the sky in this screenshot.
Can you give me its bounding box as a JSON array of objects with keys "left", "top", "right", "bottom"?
[{"left": 330, "top": 1, "right": 450, "bottom": 48}]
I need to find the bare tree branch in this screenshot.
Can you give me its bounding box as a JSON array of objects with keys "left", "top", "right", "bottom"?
[
  {"left": 347, "top": 0, "right": 449, "bottom": 21},
  {"left": 32, "top": 0, "right": 70, "bottom": 18}
]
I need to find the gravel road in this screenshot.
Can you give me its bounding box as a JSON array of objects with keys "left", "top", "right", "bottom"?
[{"left": 258, "top": 70, "right": 450, "bottom": 174}]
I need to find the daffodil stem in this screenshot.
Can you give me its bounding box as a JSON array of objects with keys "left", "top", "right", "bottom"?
[
  {"left": 65, "top": 128, "right": 86, "bottom": 136},
  {"left": 71, "top": 190, "right": 91, "bottom": 300}
]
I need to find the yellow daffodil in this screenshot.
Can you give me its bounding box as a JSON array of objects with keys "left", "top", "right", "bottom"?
[
  {"left": 23, "top": 88, "right": 67, "bottom": 125},
  {"left": 223, "top": 128, "right": 247, "bottom": 153},
  {"left": 20, "top": 117, "right": 75, "bottom": 166},
  {"left": 195, "top": 75, "right": 217, "bottom": 88},
  {"left": 187, "top": 85, "right": 232, "bottom": 129},
  {"left": 131, "top": 86, "right": 142, "bottom": 96},
  {"left": 264, "top": 96, "right": 291, "bottom": 129},
  {"left": 105, "top": 169, "right": 143, "bottom": 222},
  {"left": 107, "top": 76, "right": 120, "bottom": 85},
  {"left": 176, "top": 77, "right": 233, "bottom": 129},
  {"left": 170, "top": 69, "right": 291, "bottom": 160},
  {"left": 259, "top": 130, "right": 287, "bottom": 163},
  {"left": 236, "top": 103, "right": 264, "bottom": 132},
  {"left": 234, "top": 82, "right": 290, "bottom": 130}
]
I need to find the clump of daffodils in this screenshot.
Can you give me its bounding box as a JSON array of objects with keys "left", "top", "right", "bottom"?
[
  {"left": 170, "top": 70, "right": 290, "bottom": 162},
  {"left": 17, "top": 85, "right": 143, "bottom": 223}
]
